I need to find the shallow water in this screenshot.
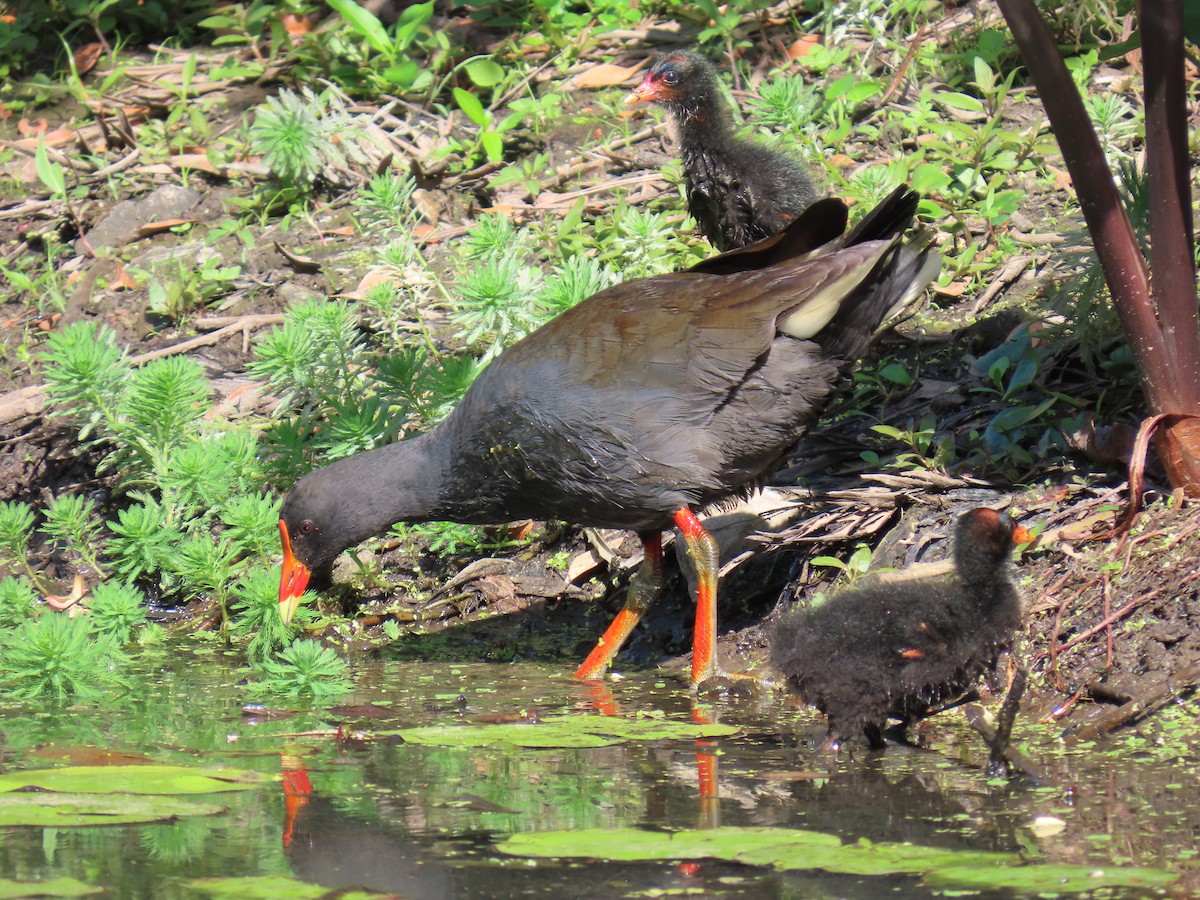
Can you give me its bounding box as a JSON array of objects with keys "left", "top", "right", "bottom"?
[{"left": 0, "top": 649, "right": 1195, "bottom": 898}]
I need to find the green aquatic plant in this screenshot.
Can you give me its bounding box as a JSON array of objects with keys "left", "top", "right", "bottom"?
[
  {"left": 254, "top": 639, "right": 351, "bottom": 697},
  {"left": 88, "top": 582, "right": 148, "bottom": 645},
  {"left": 0, "top": 500, "right": 41, "bottom": 590},
  {"left": 0, "top": 576, "right": 36, "bottom": 627},
  {"left": 0, "top": 613, "right": 130, "bottom": 702},
  {"left": 230, "top": 567, "right": 306, "bottom": 661}
]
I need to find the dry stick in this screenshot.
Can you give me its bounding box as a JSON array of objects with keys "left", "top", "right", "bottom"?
[
  {"left": 963, "top": 700, "right": 1045, "bottom": 783},
  {"left": 1048, "top": 589, "right": 1161, "bottom": 659},
  {"left": 988, "top": 667, "right": 1029, "bottom": 777},
  {"left": 1102, "top": 571, "right": 1114, "bottom": 669},
  {"left": 878, "top": 23, "right": 928, "bottom": 108},
  {"left": 1066, "top": 663, "right": 1200, "bottom": 743}
]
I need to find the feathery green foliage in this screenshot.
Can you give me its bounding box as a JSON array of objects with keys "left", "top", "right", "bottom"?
[
  {"left": 253, "top": 639, "right": 352, "bottom": 697},
  {"left": 249, "top": 86, "right": 381, "bottom": 188},
  {"left": 0, "top": 576, "right": 36, "bottom": 627},
  {"left": 0, "top": 613, "right": 130, "bottom": 702},
  {"left": 88, "top": 582, "right": 148, "bottom": 644}
]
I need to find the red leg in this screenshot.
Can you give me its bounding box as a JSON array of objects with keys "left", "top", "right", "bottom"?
[
  {"left": 674, "top": 507, "right": 720, "bottom": 684},
  {"left": 574, "top": 533, "right": 664, "bottom": 680}
]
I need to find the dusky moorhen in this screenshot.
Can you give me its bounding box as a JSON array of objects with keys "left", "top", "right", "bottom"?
[
  {"left": 278, "top": 186, "right": 939, "bottom": 684},
  {"left": 627, "top": 50, "right": 818, "bottom": 251},
  {"left": 769, "top": 508, "right": 1031, "bottom": 747}
]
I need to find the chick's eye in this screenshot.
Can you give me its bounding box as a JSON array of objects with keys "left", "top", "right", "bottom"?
[
  {"left": 298, "top": 519, "right": 317, "bottom": 536},
  {"left": 662, "top": 70, "right": 678, "bottom": 85}
]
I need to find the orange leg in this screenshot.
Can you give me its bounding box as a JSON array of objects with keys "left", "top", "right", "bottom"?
[
  {"left": 574, "top": 533, "right": 664, "bottom": 680},
  {"left": 674, "top": 507, "right": 720, "bottom": 684}
]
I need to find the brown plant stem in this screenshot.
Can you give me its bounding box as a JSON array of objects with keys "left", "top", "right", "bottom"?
[{"left": 997, "top": 0, "right": 1200, "bottom": 493}]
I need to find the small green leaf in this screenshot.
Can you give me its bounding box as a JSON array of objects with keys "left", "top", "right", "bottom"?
[
  {"left": 35, "top": 140, "right": 66, "bottom": 197},
  {"left": 382, "top": 60, "right": 419, "bottom": 89},
  {"left": 480, "top": 130, "right": 504, "bottom": 163},
  {"left": 327, "top": 0, "right": 392, "bottom": 56},
  {"left": 936, "top": 91, "right": 986, "bottom": 114},
  {"left": 924, "top": 862, "right": 1178, "bottom": 892},
  {"left": 877, "top": 363, "right": 911, "bottom": 386},
  {"left": 391, "top": 0, "right": 433, "bottom": 50},
  {"left": 810, "top": 556, "right": 848, "bottom": 571},
  {"left": 453, "top": 87, "right": 489, "bottom": 127},
  {"left": 465, "top": 57, "right": 505, "bottom": 88}
]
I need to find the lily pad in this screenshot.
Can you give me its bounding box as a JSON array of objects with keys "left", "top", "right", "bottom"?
[
  {"left": 0, "top": 877, "right": 103, "bottom": 898},
  {"left": 499, "top": 826, "right": 842, "bottom": 862},
  {"left": 0, "top": 765, "right": 268, "bottom": 796},
  {"left": 497, "top": 827, "right": 1177, "bottom": 892},
  {"left": 393, "top": 715, "right": 738, "bottom": 749},
  {"left": 924, "top": 862, "right": 1179, "bottom": 893},
  {"left": 186, "top": 876, "right": 390, "bottom": 900},
  {"left": 0, "top": 792, "right": 226, "bottom": 827}
]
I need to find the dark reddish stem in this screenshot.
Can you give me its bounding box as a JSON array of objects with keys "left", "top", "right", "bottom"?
[
  {"left": 995, "top": 0, "right": 1163, "bottom": 408},
  {"left": 1141, "top": 0, "right": 1200, "bottom": 411}
]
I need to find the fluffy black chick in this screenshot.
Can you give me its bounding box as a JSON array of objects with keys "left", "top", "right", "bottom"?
[
  {"left": 769, "top": 508, "right": 1031, "bottom": 749},
  {"left": 628, "top": 50, "right": 819, "bottom": 251}
]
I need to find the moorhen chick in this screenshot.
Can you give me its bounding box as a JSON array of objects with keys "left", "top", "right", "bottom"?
[
  {"left": 769, "top": 508, "right": 1031, "bottom": 748},
  {"left": 278, "top": 186, "right": 939, "bottom": 685},
  {"left": 628, "top": 50, "right": 819, "bottom": 251}
]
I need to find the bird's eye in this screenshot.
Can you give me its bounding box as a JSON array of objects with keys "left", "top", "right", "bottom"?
[
  {"left": 298, "top": 519, "right": 317, "bottom": 536},
  {"left": 662, "top": 70, "right": 679, "bottom": 85}
]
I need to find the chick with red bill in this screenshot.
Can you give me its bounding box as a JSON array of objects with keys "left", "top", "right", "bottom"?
[
  {"left": 628, "top": 50, "right": 819, "bottom": 252},
  {"left": 770, "top": 508, "right": 1032, "bottom": 747}
]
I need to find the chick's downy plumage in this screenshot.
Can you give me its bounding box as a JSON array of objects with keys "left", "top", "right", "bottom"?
[
  {"left": 629, "top": 50, "right": 819, "bottom": 251},
  {"left": 770, "top": 508, "right": 1030, "bottom": 748}
]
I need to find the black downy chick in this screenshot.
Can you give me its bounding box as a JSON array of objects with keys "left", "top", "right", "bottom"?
[
  {"left": 769, "top": 508, "right": 1031, "bottom": 749},
  {"left": 628, "top": 50, "right": 819, "bottom": 251}
]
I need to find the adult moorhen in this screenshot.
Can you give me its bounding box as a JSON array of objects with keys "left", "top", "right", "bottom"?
[
  {"left": 628, "top": 50, "right": 819, "bottom": 251},
  {"left": 278, "top": 186, "right": 939, "bottom": 685},
  {"left": 769, "top": 508, "right": 1031, "bottom": 747}
]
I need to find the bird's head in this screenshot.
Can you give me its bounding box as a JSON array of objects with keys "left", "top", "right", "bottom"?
[
  {"left": 957, "top": 507, "right": 1034, "bottom": 568},
  {"left": 627, "top": 51, "right": 716, "bottom": 114},
  {"left": 277, "top": 477, "right": 346, "bottom": 625}
]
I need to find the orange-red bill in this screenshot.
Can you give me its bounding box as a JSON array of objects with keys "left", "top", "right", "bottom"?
[
  {"left": 278, "top": 519, "right": 310, "bottom": 624},
  {"left": 625, "top": 81, "right": 661, "bottom": 105},
  {"left": 1012, "top": 524, "right": 1034, "bottom": 546}
]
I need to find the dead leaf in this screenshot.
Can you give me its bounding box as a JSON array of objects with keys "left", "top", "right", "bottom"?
[
  {"left": 36, "top": 312, "right": 62, "bottom": 332},
  {"left": 168, "top": 153, "right": 226, "bottom": 176},
  {"left": 44, "top": 573, "right": 88, "bottom": 615},
  {"left": 1048, "top": 164, "right": 1072, "bottom": 191},
  {"left": 73, "top": 42, "right": 104, "bottom": 76},
  {"left": 320, "top": 225, "right": 355, "bottom": 237},
  {"left": 475, "top": 574, "right": 517, "bottom": 604},
  {"left": 109, "top": 263, "right": 138, "bottom": 291},
  {"left": 566, "top": 549, "right": 604, "bottom": 583},
  {"left": 17, "top": 117, "right": 49, "bottom": 137},
  {"left": 27, "top": 746, "right": 155, "bottom": 766},
  {"left": 280, "top": 11, "right": 317, "bottom": 35},
  {"left": 568, "top": 62, "right": 644, "bottom": 90},
  {"left": 412, "top": 222, "right": 439, "bottom": 242},
  {"left": 786, "top": 34, "right": 821, "bottom": 60},
  {"left": 136, "top": 218, "right": 196, "bottom": 238},
  {"left": 274, "top": 241, "right": 321, "bottom": 274},
  {"left": 342, "top": 268, "right": 401, "bottom": 300},
  {"left": 931, "top": 281, "right": 965, "bottom": 297}
]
